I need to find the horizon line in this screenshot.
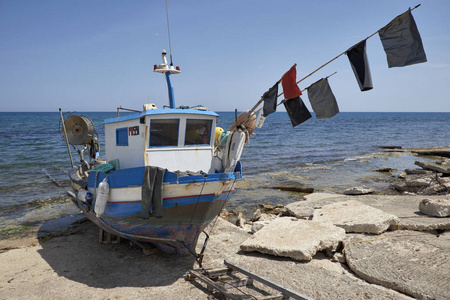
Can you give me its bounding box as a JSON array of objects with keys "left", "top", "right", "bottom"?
[{"left": 1, "top": 111, "right": 450, "bottom": 113}]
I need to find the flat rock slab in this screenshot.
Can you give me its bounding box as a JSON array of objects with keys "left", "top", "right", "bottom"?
[
  {"left": 415, "top": 160, "right": 450, "bottom": 174},
  {"left": 312, "top": 200, "right": 399, "bottom": 234},
  {"left": 344, "top": 231, "right": 450, "bottom": 300},
  {"left": 343, "top": 186, "right": 374, "bottom": 195},
  {"left": 240, "top": 217, "right": 346, "bottom": 261},
  {"left": 412, "top": 148, "right": 450, "bottom": 158},
  {"left": 232, "top": 253, "right": 413, "bottom": 300},
  {"left": 287, "top": 193, "right": 450, "bottom": 231},
  {"left": 270, "top": 181, "right": 314, "bottom": 193},
  {"left": 286, "top": 193, "right": 343, "bottom": 218}
]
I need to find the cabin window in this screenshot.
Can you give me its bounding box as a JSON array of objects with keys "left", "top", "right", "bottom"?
[
  {"left": 116, "top": 127, "right": 128, "bottom": 146},
  {"left": 149, "top": 119, "right": 179, "bottom": 147},
  {"left": 185, "top": 119, "right": 212, "bottom": 145}
]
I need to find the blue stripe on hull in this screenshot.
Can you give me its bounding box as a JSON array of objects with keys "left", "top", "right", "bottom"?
[
  {"left": 104, "top": 193, "right": 218, "bottom": 217},
  {"left": 87, "top": 161, "right": 242, "bottom": 189},
  {"left": 104, "top": 202, "right": 142, "bottom": 217}
]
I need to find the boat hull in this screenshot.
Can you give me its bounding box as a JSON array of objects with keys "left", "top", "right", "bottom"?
[{"left": 72, "top": 163, "right": 241, "bottom": 254}]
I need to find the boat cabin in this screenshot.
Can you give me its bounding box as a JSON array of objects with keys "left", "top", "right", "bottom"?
[{"left": 104, "top": 108, "right": 218, "bottom": 173}]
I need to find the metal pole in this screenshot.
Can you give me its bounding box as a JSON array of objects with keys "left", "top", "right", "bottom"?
[
  {"left": 59, "top": 108, "right": 74, "bottom": 168},
  {"left": 165, "top": 72, "right": 175, "bottom": 108}
]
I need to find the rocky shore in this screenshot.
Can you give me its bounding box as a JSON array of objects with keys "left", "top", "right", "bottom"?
[{"left": 1, "top": 147, "right": 449, "bottom": 299}]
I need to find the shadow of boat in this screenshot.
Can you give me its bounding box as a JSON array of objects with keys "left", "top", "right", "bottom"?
[{"left": 37, "top": 219, "right": 197, "bottom": 288}]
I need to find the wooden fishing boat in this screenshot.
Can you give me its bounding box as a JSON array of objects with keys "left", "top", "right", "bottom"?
[{"left": 61, "top": 51, "right": 247, "bottom": 255}]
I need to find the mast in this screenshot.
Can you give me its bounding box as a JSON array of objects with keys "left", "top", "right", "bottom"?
[{"left": 154, "top": 50, "right": 180, "bottom": 109}]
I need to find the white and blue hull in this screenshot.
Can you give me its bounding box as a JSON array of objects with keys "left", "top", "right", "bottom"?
[{"left": 73, "top": 162, "right": 242, "bottom": 254}]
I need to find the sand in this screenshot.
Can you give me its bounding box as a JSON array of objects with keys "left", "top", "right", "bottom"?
[{"left": 1, "top": 209, "right": 420, "bottom": 300}]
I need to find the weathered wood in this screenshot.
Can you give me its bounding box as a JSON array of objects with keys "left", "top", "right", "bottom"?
[
  {"left": 99, "top": 229, "right": 121, "bottom": 244},
  {"left": 131, "top": 240, "right": 159, "bottom": 255}
]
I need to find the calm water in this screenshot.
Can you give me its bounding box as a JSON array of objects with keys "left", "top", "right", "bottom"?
[{"left": 1, "top": 111, "right": 449, "bottom": 228}]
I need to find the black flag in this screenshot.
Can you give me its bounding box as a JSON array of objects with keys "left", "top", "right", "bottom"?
[
  {"left": 379, "top": 9, "right": 427, "bottom": 68},
  {"left": 307, "top": 78, "right": 339, "bottom": 119},
  {"left": 346, "top": 40, "right": 373, "bottom": 91},
  {"left": 283, "top": 96, "right": 311, "bottom": 127},
  {"left": 262, "top": 82, "right": 279, "bottom": 117}
]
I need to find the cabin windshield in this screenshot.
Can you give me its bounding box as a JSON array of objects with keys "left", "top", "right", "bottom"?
[
  {"left": 149, "top": 119, "right": 179, "bottom": 147},
  {"left": 185, "top": 119, "right": 212, "bottom": 145}
]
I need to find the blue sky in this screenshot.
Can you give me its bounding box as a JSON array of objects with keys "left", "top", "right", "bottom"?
[{"left": 1, "top": 0, "right": 449, "bottom": 112}]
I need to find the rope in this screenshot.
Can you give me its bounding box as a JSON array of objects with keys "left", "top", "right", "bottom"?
[
  {"left": 248, "top": 4, "right": 422, "bottom": 116},
  {"left": 189, "top": 176, "right": 208, "bottom": 225},
  {"left": 253, "top": 71, "right": 338, "bottom": 116},
  {"left": 206, "top": 178, "right": 238, "bottom": 237},
  {"left": 189, "top": 178, "right": 238, "bottom": 264},
  {"left": 43, "top": 168, "right": 64, "bottom": 187}
]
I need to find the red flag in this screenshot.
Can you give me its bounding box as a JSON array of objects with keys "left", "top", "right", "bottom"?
[{"left": 281, "top": 65, "right": 302, "bottom": 99}]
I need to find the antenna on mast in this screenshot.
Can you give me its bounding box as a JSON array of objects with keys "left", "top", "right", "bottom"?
[
  {"left": 165, "top": 0, "right": 173, "bottom": 66},
  {"left": 153, "top": 0, "right": 180, "bottom": 109}
]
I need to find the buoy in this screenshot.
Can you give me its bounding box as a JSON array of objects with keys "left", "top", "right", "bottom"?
[
  {"left": 215, "top": 127, "right": 224, "bottom": 141},
  {"left": 224, "top": 130, "right": 246, "bottom": 172},
  {"left": 95, "top": 178, "right": 109, "bottom": 217}
]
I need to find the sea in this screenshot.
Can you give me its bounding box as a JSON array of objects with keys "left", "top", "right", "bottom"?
[{"left": 1, "top": 111, "right": 450, "bottom": 234}]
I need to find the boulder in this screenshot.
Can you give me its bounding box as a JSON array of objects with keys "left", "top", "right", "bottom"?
[
  {"left": 286, "top": 205, "right": 315, "bottom": 219},
  {"left": 343, "top": 186, "right": 374, "bottom": 195},
  {"left": 419, "top": 198, "right": 450, "bottom": 217},
  {"left": 257, "top": 204, "right": 288, "bottom": 216},
  {"left": 392, "top": 174, "right": 449, "bottom": 195},
  {"left": 312, "top": 200, "right": 399, "bottom": 234},
  {"left": 420, "top": 184, "right": 448, "bottom": 195},
  {"left": 390, "top": 181, "right": 414, "bottom": 193},
  {"left": 240, "top": 217, "right": 346, "bottom": 261},
  {"left": 251, "top": 220, "right": 272, "bottom": 233},
  {"left": 250, "top": 208, "right": 262, "bottom": 222},
  {"left": 220, "top": 209, "right": 246, "bottom": 228},
  {"left": 251, "top": 205, "right": 288, "bottom": 222},
  {"left": 404, "top": 174, "right": 436, "bottom": 187}
]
